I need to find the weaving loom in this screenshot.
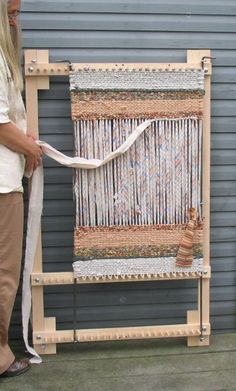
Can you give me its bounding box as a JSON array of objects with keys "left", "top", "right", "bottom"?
[
  {"left": 71, "top": 67, "right": 205, "bottom": 278},
  {"left": 24, "top": 49, "right": 211, "bottom": 354}
]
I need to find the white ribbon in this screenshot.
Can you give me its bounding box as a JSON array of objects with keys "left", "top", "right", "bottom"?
[
  {"left": 22, "top": 119, "right": 152, "bottom": 362},
  {"left": 22, "top": 166, "right": 44, "bottom": 364},
  {"left": 37, "top": 119, "right": 152, "bottom": 168}
]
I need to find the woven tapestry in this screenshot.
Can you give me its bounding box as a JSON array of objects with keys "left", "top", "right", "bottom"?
[{"left": 70, "top": 66, "right": 205, "bottom": 276}]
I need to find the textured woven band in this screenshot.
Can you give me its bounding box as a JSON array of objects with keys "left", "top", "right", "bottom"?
[
  {"left": 70, "top": 69, "right": 205, "bottom": 120},
  {"left": 70, "top": 69, "right": 205, "bottom": 92},
  {"left": 71, "top": 96, "right": 203, "bottom": 120},
  {"left": 74, "top": 223, "right": 203, "bottom": 260},
  {"left": 73, "top": 257, "right": 204, "bottom": 278}
]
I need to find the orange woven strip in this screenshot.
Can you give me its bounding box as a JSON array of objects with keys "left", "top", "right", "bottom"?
[
  {"left": 71, "top": 98, "right": 204, "bottom": 120},
  {"left": 74, "top": 224, "right": 203, "bottom": 250}
]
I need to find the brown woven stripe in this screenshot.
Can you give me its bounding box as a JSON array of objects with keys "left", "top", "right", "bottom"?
[
  {"left": 71, "top": 98, "right": 204, "bottom": 120},
  {"left": 74, "top": 244, "right": 203, "bottom": 260},
  {"left": 74, "top": 224, "right": 203, "bottom": 259},
  {"left": 71, "top": 90, "right": 204, "bottom": 102}
]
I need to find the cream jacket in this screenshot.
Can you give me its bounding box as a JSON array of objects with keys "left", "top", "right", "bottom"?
[{"left": 0, "top": 49, "right": 27, "bottom": 193}]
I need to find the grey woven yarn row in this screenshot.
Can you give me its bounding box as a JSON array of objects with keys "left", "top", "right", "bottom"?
[{"left": 70, "top": 69, "right": 205, "bottom": 92}]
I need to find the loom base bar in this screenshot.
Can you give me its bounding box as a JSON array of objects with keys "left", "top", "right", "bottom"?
[
  {"left": 33, "top": 322, "right": 210, "bottom": 349},
  {"left": 31, "top": 267, "right": 210, "bottom": 286}
]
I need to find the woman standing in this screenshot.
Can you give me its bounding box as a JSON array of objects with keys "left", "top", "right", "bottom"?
[{"left": 0, "top": 0, "right": 42, "bottom": 377}]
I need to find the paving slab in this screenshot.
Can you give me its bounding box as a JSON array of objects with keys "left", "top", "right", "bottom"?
[{"left": 1, "top": 334, "right": 235, "bottom": 391}]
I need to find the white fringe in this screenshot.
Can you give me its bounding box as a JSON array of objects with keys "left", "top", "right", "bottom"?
[{"left": 74, "top": 118, "right": 202, "bottom": 227}]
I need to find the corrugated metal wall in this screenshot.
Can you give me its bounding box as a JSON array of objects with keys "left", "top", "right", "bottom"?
[{"left": 11, "top": 0, "right": 236, "bottom": 341}]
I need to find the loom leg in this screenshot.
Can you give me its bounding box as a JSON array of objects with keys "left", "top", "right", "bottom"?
[
  {"left": 187, "top": 310, "right": 210, "bottom": 347},
  {"left": 34, "top": 317, "right": 57, "bottom": 354},
  {"left": 187, "top": 335, "right": 210, "bottom": 347}
]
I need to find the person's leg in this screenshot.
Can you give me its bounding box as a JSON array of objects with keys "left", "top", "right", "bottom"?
[{"left": 0, "top": 192, "right": 23, "bottom": 374}]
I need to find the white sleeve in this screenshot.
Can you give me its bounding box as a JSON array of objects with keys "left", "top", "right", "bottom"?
[{"left": 0, "top": 57, "right": 10, "bottom": 124}]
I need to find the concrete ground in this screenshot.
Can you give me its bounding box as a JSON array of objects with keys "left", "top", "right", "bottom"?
[{"left": 0, "top": 334, "right": 236, "bottom": 391}]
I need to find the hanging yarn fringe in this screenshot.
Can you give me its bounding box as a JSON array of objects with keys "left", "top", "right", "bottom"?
[{"left": 74, "top": 117, "right": 202, "bottom": 227}]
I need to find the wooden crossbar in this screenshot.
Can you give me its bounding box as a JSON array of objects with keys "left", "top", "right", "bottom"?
[
  {"left": 25, "top": 60, "right": 212, "bottom": 77},
  {"left": 33, "top": 322, "right": 211, "bottom": 346},
  {"left": 31, "top": 268, "right": 211, "bottom": 286}
]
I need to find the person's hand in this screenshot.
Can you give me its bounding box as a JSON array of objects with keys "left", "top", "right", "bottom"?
[
  {"left": 27, "top": 133, "right": 37, "bottom": 141},
  {"left": 25, "top": 155, "right": 42, "bottom": 175},
  {"left": 24, "top": 137, "right": 43, "bottom": 173}
]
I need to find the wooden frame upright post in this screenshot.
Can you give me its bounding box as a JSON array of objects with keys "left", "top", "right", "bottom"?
[
  {"left": 24, "top": 49, "right": 211, "bottom": 354},
  {"left": 186, "top": 50, "right": 211, "bottom": 346},
  {"left": 25, "top": 50, "right": 57, "bottom": 354}
]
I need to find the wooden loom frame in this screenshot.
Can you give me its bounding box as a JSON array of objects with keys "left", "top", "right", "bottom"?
[{"left": 24, "top": 49, "right": 212, "bottom": 355}]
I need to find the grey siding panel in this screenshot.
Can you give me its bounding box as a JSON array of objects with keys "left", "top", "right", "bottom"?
[
  {"left": 22, "top": 0, "right": 236, "bottom": 16},
  {"left": 22, "top": 32, "right": 236, "bottom": 50},
  {"left": 10, "top": 0, "right": 236, "bottom": 342}
]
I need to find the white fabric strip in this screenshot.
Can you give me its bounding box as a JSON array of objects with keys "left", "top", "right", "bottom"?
[
  {"left": 22, "top": 119, "right": 153, "bottom": 362},
  {"left": 37, "top": 119, "right": 152, "bottom": 168},
  {"left": 22, "top": 166, "right": 44, "bottom": 364}
]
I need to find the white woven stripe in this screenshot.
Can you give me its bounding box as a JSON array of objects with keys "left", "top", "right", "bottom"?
[
  {"left": 73, "top": 257, "right": 203, "bottom": 278},
  {"left": 70, "top": 69, "right": 205, "bottom": 91}
]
